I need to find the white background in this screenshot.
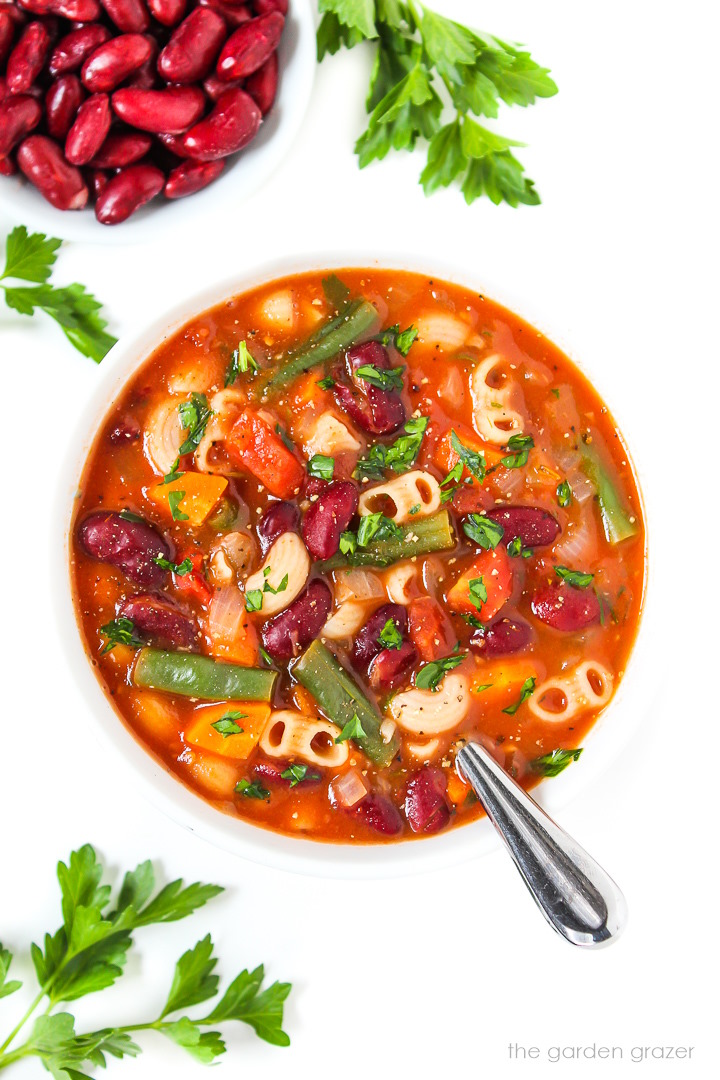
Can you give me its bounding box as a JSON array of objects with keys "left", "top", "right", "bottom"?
[{"left": 1, "top": 2, "right": 717, "bottom": 1077}]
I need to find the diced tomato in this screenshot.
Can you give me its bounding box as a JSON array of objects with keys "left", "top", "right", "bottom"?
[
  {"left": 446, "top": 546, "right": 512, "bottom": 621},
  {"left": 227, "top": 410, "right": 305, "bottom": 499},
  {"left": 408, "top": 596, "right": 457, "bottom": 661},
  {"left": 174, "top": 550, "right": 213, "bottom": 606},
  {"left": 452, "top": 483, "right": 494, "bottom": 516}
]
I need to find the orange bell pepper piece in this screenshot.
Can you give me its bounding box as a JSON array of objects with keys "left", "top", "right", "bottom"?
[
  {"left": 184, "top": 701, "right": 271, "bottom": 761},
  {"left": 150, "top": 472, "right": 227, "bottom": 526}
]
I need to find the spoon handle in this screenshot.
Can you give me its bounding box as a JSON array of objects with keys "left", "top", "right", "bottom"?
[{"left": 456, "top": 741, "right": 627, "bottom": 948}]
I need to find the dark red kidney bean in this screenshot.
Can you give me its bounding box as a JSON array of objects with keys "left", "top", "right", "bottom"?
[
  {"left": 90, "top": 129, "right": 152, "bottom": 167},
  {"left": 301, "top": 480, "right": 359, "bottom": 561},
  {"left": 48, "top": 0, "right": 101, "bottom": 18},
  {"left": 369, "top": 640, "right": 417, "bottom": 692},
  {"left": 112, "top": 86, "right": 205, "bottom": 133},
  {"left": 0, "top": 154, "right": 17, "bottom": 175},
  {"left": 531, "top": 582, "right": 600, "bottom": 632},
  {"left": 487, "top": 506, "right": 561, "bottom": 549},
  {"left": 155, "top": 130, "right": 191, "bottom": 157},
  {"left": 303, "top": 475, "right": 331, "bottom": 500},
  {"left": 404, "top": 769, "right": 451, "bottom": 834},
  {"left": 0, "top": 94, "right": 42, "bottom": 157},
  {"left": 79, "top": 510, "right": 170, "bottom": 587},
  {"left": 253, "top": 0, "right": 287, "bottom": 14},
  {"left": 470, "top": 616, "right": 533, "bottom": 658},
  {"left": 158, "top": 8, "right": 226, "bottom": 84},
  {"left": 65, "top": 92, "right": 111, "bottom": 165},
  {"left": 108, "top": 414, "right": 141, "bottom": 444},
  {"left": 94, "top": 161, "right": 164, "bottom": 223},
  {"left": 49, "top": 25, "right": 111, "bottom": 77},
  {"left": 181, "top": 87, "right": 261, "bottom": 160},
  {"left": 245, "top": 51, "right": 277, "bottom": 114},
  {"left": 199, "top": 0, "right": 251, "bottom": 30},
  {"left": 261, "top": 579, "right": 332, "bottom": 662},
  {"left": 45, "top": 76, "right": 84, "bottom": 139},
  {"left": 334, "top": 341, "right": 406, "bottom": 436},
  {"left": 99, "top": 0, "right": 150, "bottom": 33},
  {"left": 0, "top": 12, "right": 17, "bottom": 66},
  {"left": 81, "top": 34, "right": 154, "bottom": 93},
  {"left": 17, "top": 135, "right": 89, "bottom": 208},
  {"left": 353, "top": 793, "right": 403, "bottom": 836},
  {"left": 87, "top": 166, "right": 108, "bottom": 197},
  {"left": 202, "top": 73, "right": 242, "bottom": 102},
  {"left": 147, "top": 0, "right": 186, "bottom": 25},
  {"left": 6, "top": 22, "right": 51, "bottom": 95},
  {"left": 118, "top": 593, "right": 197, "bottom": 649},
  {"left": 123, "top": 57, "right": 157, "bottom": 89},
  {"left": 0, "top": 77, "right": 6, "bottom": 103},
  {"left": 15, "top": 0, "right": 52, "bottom": 13},
  {"left": 216, "top": 11, "right": 283, "bottom": 80},
  {"left": 257, "top": 500, "right": 299, "bottom": 554},
  {"left": 164, "top": 157, "right": 223, "bottom": 198},
  {"left": 352, "top": 603, "right": 408, "bottom": 670}
]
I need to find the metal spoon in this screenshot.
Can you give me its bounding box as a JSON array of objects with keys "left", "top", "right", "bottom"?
[{"left": 456, "top": 741, "right": 627, "bottom": 948}]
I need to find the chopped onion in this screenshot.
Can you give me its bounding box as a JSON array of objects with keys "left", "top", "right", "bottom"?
[
  {"left": 331, "top": 769, "right": 369, "bottom": 809},
  {"left": 259, "top": 290, "right": 296, "bottom": 330},
  {"left": 552, "top": 509, "right": 599, "bottom": 564},
  {"left": 216, "top": 531, "right": 256, "bottom": 576},
  {"left": 207, "top": 586, "right": 247, "bottom": 649},
  {"left": 438, "top": 365, "right": 465, "bottom": 405},
  {"left": 333, "top": 568, "right": 384, "bottom": 604}
]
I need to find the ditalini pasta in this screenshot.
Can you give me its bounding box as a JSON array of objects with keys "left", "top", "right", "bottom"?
[{"left": 71, "top": 268, "right": 645, "bottom": 842}]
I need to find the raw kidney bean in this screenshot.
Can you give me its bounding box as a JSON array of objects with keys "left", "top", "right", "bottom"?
[
  {"left": 245, "top": 51, "right": 277, "bottom": 114},
  {"left": 368, "top": 639, "right": 417, "bottom": 692},
  {"left": 99, "top": 0, "right": 150, "bottom": 33},
  {"left": 202, "top": 72, "right": 242, "bottom": 102},
  {"left": 0, "top": 154, "right": 17, "bottom": 175},
  {"left": 216, "top": 11, "right": 284, "bottom": 80},
  {"left": 199, "top": 0, "right": 251, "bottom": 30},
  {"left": 49, "top": 24, "right": 111, "bottom": 77},
  {"left": 353, "top": 604, "right": 408, "bottom": 670},
  {"left": 90, "top": 129, "right": 151, "bottom": 167},
  {"left": 253, "top": 0, "right": 287, "bottom": 14},
  {"left": 94, "top": 161, "right": 164, "bottom": 223},
  {"left": 6, "top": 21, "right": 51, "bottom": 95},
  {"left": 81, "top": 33, "right": 154, "bottom": 93},
  {"left": 147, "top": 0, "right": 186, "bottom": 25},
  {"left": 17, "top": 135, "right": 88, "bottom": 208},
  {"left": 469, "top": 616, "right": 533, "bottom": 658},
  {"left": 65, "top": 92, "right": 111, "bottom": 165},
  {"left": 118, "top": 593, "right": 197, "bottom": 649},
  {"left": 88, "top": 166, "right": 108, "bottom": 197},
  {"left": 334, "top": 341, "right": 406, "bottom": 435},
  {"left": 155, "top": 130, "right": 191, "bottom": 157},
  {"left": 256, "top": 500, "right": 299, "bottom": 554},
  {"left": 301, "top": 480, "right": 358, "bottom": 561},
  {"left": 261, "top": 579, "right": 332, "bottom": 662},
  {"left": 79, "top": 510, "right": 170, "bottom": 587},
  {"left": 181, "top": 87, "right": 261, "bottom": 160},
  {"left": 15, "top": 0, "right": 53, "bottom": 13},
  {"left": 158, "top": 8, "right": 226, "bottom": 84},
  {"left": 123, "top": 57, "right": 157, "bottom": 89},
  {"left": 404, "top": 769, "right": 451, "bottom": 834},
  {"left": 45, "top": 75, "right": 84, "bottom": 139},
  {"left": 47, "top": 0, "right": 101, "bottom": 18},
  {"left": 531, "top": 582, "right": 600, "bottom": 631},
  {"left": 112, "top": 85, "right": 205, "bottom": 133},
  {"left": 0, "top": 12, "right": 17, "bottom": 66},
  {"left": 353, "top": 793, "right": 403, "bottom": 836},
  {"left": 164, "top": 157, "right": 223, "bottom": 198},
  {"left": 0, "top": 94, "right": 42, "bottom": 157},
  {"left": 487, "top": 506, "right": 561, "bottom": 549}
]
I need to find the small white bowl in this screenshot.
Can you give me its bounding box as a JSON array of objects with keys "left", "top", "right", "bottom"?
[
  {"left": 55, "top": 252, "right": 652, "bottom": 878},
  {"left": 3, "top": 0, "right": 316, "bottom": 244}
]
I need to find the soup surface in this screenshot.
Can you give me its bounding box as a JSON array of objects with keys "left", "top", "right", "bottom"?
[{"left": 70, "top": 269, "right": 645, "bottom": 842}]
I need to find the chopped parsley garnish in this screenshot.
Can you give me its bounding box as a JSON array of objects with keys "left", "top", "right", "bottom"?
[
  {"left": 507, "top": 536, "right": 532, "bottom": 559},
  {"left": 468, "top": 576, "right": 488, "bottom": 611},
  {"left": 415, "top": 648, "right": 465, "bottom": 692},
  {"left": 408, "top": 503, "right": 421, "bottom": 515},
  {"left": 99, "top": 617, "right": 143, "bottom": 655},
  {"left": 118, "top": 508, "right": 144, "bottom": 523},
  {"left": 263, "top": 570, "right": 289, "bottom": 595},
  {"left": 163, "top": 392, "right": 212, "bottom": 482},
  {"left": 307, "top": 454, "right": 335, "bottom": 480},
  {"left": 450, "top": 430, "right": 486, "bottom": 482},
  {"left": 530, "top": 748, "right": 583, "bottom": 777},
  {"left": 555, "top": 565, "right": 593, "bottom": 588},
  {"left": 463, "top": 613, "right": 484, "bottom": 630},
  {"left": 335, "top": 713, "right": 367, "bottom": 743},
  {"left": 500, "top": 433, "right": 534, "bottom": 469},
  {"left": 473, "top": 683, "right": 493, "bottom": 694},
  {"left": 556, "top": 479, "right": 572, "bottom": 507},
  {"left": 211, "top": 711, "right": 247, "bottom": 739},
  {"left": 378, "top": 617, "right": 403, "bottom": 650},
  {"left": 280, "top": 763, "right": 320, "bottom": 787},
  {"left": 339, "top": 530, "right": 357, "bottom": 556},
  {"left": 316, "top": 375, "right": 335, "bottom": 390},
  {"left": 225, "top": 340, "right": 257, "bottom": 385},
  {"left": 259, "top": 646, "right": 274, "bottom": 666},
  {"left": 168, "top": 490, "right": 189, "bottom": 521},
  {"left": 275, "top": 423, "right": 294, "bottom": 452},
  {"left": 502, "top": 676, "right": 536, "bottom": 715},
  {"left": 245, "top": 589, "right": 263, "bottom": 613},
  {"left": 463, "top": 513, "right": 503, "bottom": 549},
  {"left": 376, "top": 323, "right": 419, "bottom": 356},
  {"left": 355, "top": 363, "right": 405, "bottom": 391},
  {"left": 235, "top": 779, "right": 270, "bottom": 800},
  {"left": 153, "top": 556, "right": 193, "bottom": 575},
  {"left": 550, "top": 388, "right": 561, "bottom": 399},
  {"left": 354, "top": 416, "right": 429, "bottom": 479},
  {"left": 439, "top": 461, "right": 463, "bottom": 502},
  {"left": 356, "top": 512, "right": 403, "bottom": 547}
]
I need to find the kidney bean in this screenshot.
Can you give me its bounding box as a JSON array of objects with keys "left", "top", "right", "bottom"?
[
  {"left": 90, "top": 129, "right": 151, "bottom": 167},
  {"left": 0, "top": 94, "right": 42, "bottom": 157},
  {"left": 155, "top": 130, "right": 191, "bottom": 157},
  {"left": 404, "top": 768, "right": 451, "bottom": 834},
  {"left": 158, "top": 8, "right": 226, "bottom": 84},
  {"left": 118, "top": 592, "right": 197, "bottom": 649},
  {"left": 352, "top": 604, "right": 408, "bottom": 670},
  {"left": 48, "top": 0, "right": 101, "bottom": 18},
  {"left": 45, "top": 75, "right": 83, "bottom": 139},
  {"left": 334, "top": 341, "right": 406, "bottom": 436},
  {"left": 99, "top": 0, "right": 150, "bottom": 33},
  {"left": 531, "top": 582, "right": 600, "bottom": 631},
  {"left": 0, "top": 12, "right": 17, "bottom": 66},
  {"left": 94, "top": 161, "right": 164, "bottom": 223},
  {"left": 81, "top": 34, "right": 154, "bottom": 93},
  {"left": 301, "top": 480, "right": 358, "bottom": 561},
  {"left": 470, "top": 615, "right": 533, "bottom": 658},
  {"left": 202, "top": 72, "right": 241, "bottom": 102},
  {"left": 254, "top": 760, "right": 323, "bottom": 786},
  {"left": 164, "top": 156, "right": 223, "bottom": 198},
  {"left": 181, "top": 86, "right": 260, "bottom": 160},
  {"left": 216, "top": 12, "right": 283, "bottom": 81},
  {"left": 123, "top": 57, "right": 157, "bottom": 89},
  {"left": 487, "top": 506, "right": 561, "bottom": 549},
  {"left": 257, "top": 500, "right": 299, "bottom": 553},
  {"left": 147, "top": 0, "right": 186, "bottom": 25},
  {"left": 245, "top": 51, "right": 277, "bottom": 114},
  {"left": 79, "top": 510, "right": 170, "bottom": 587},
  {"left": 17, "top": 135, "right": 88, "bottom": 208},
  {"left": 6, "top": 21, "right": 51, "bottom": 95},
  {"left": 353, "top": 792, "right": 403, "bottom": 836},
  {"left": 0, "top": 154, "right": 17, "bottom": 175},
  {"left": 15, "top": 0, "right": 53, "bottom": 13},
  {"left": 369, "top": 639, "right": 417, "bottom": 692},
  {"left": 49, "top": 25, "right": 111, "bottom": 77},
  {"left": 261, "top": 578, "right": 332, "bottom": 662},
  {"left": 87, "top": 166, "right": 108, "bottom": 197},
  {"left": 199, "top": 0, "right": 251, "bottom": 30},
  {"left": 108, "top": 414, "right": 141, "bottom": 444},
  {"left": 253, "top": 0, "right": 287, "bottom": 14},
  {"left": 112, "top": 85, "right": 205, "bottom": 133},
  {"left": 65, "top": 92, "right": 111, "bottom": 165}
]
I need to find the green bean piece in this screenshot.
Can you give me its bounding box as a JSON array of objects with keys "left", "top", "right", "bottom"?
[
  {"left": 294, "top": 641, "right": 399, "bottom": 768},
  {"left": 133, "top": 648, "right": 277, "bottom": 701},
  {"left": 207, "top": 496, "right": 238, "bottom": 532},
  {"left": 257, "top": 298, "right": 380, "bottom": 399},
  {"left": 318, "top": 510, "right": 455, "bottom": 571},
  {"left": 579, "top": 443, "right": 638, "bottom": 544}
]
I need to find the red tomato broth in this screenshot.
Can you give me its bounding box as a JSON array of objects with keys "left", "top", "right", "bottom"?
[{"left": 70, "top": 269, "right": 646, "bottom": 843}]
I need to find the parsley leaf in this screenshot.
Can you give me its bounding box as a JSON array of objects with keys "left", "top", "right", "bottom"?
[
  {"left": 507, "top": 536, "right": 532, "bottom": 559},
  {"left": 530, "top": 748, "right": 583, "bottom": 777},
  {"left": 450, "top": 430, "right": 486, "bottom": 482},
  {"left": 463, "top": 513, "right": 503, "bottom": 549},
  {"left": 502, "top": 675, "right": 536, "bottom": 715},
  {"left": 211, "top": 711, "right": 247, "bottom": 739},
  {"left": 468, "top": 575, "right": 488, "bottom": 611},
  {"left": 100, "top": 618, "right": 143, "bottom": 654},
  {"left": 500, "top": 433, "right": 534, "bottom": 469},
  {"left": 168, "top": 490, "right": 189, "bottom": 521},
  {"left": 357, "top": 512, "right": 403, "bottom": 547},
  {"left": 280, "top": 764, "right": 320, "bottom": 787},
  {"left": 263, "top": 572, "right": 288, "bottom": 596},
  {"left": 335, "top": 713, "right": 367, "bottom": 743},
  {"left": 339, "top": 530, "right": 357, "bottom": 556},
  {"left": 378, "top": 617, "right": 403, "bottom": 649},
  {"left": 415, "top": 648, "right": 465, "bottom": 691},
  {"left": 356, "top": 362, "right": 405, "bottom": 391},
  {"left": 354, "top": 415, "right": 429, "bottom": 479},
  {"left": 376, "top": 322, "right": 418, "bottom": 356},
  {"left": 307, "top": 454, "right": 335, "bottom": 480},
  {"left": 245, "top": 589, "right": 263, "bottom": 612},
  {"left": 235, "top": 779, "right": 270, "bottom": 800},
  {"left": 317, "top": 375, "right": 336, "bottom": 390},
  {"left": 555, "top": 565, "right": 594, "bottom": 589},
  {"left": 556, "top": 479, "right": 572, "bottom": 507},
  {"left": 0, "top": 945, "right": 22, "bottom": 1000},
  {"left": 153, "top": 556, "right": 193, "bottom": 576},
  {"left": 225, "top": 341, "right": 258, "bottom": 386}
]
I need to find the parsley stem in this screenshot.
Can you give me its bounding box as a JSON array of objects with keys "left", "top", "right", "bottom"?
[{"left": 0, "top": 988, "right": 46, "bottom": 1054}]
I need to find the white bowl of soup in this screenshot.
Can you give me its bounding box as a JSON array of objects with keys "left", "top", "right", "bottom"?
[{"left": 56, "top": 258, "right": 648, "bottom": 876}]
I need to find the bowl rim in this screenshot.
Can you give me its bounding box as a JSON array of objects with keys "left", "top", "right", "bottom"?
[{"left": 54, "top": 250, "right": 653, "bottom": 879}]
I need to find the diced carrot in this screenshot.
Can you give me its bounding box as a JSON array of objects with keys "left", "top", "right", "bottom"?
[
  {"left": 150, "top": 472, "right": 227, "bottom": 526},
  {"left": 446, "top": 547, "right": 512, "bottom": 621},
  {"left": 408, "top": 596, "right": 457, "bottom": 661},
  {"left": 447, "top": 771, "right": 471, "bottom": 807},
  {"left": 471, "top": 660, "right": 540, "bottom": 709},
  {"left": 289, "top": 372, "right": 331, "bottom": 411},
  {"left": 292, "top": 684, "right": 318, "bottom": 715},
  {"left": 206, "top": 590, "right": 259, "bottom": 666},
  {"left": 434, "top": 426, "right": 504, "bottom": 482},
  {"left": 173, "top": 550, "right": 213, "bottom": 606},
  {"left": 226, "top": 410, "right": 305, "bottom": 498},
  {"left": 184, "top": 701, "right": 271, "bottom": 761}
]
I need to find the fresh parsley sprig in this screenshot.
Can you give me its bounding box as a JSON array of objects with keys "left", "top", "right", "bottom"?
[
  {"left": 317, "top": 2, "right": 557, "bottom": 207},
  {"left": 0, "top": 845, "right": 291, "bottom": 1077},
  {"left": 0, "top": 226, "right": 116, "bottom": 361}
]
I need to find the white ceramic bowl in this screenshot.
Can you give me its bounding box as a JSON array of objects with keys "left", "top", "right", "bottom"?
[
  {"left": 3, "top": 0, "right": 316, "bottom": 244},
  {"left": 55, "top": 253, "right": 653, "bottom": 877}
]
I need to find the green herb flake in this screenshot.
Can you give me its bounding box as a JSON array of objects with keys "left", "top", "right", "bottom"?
[
  {"left": 500, "top": 433, "right": 534, "bottom": 469},
  {"left": 354, "top": 416, "right": 429, "bottom": 479},
  {"left": 168, "top": 490, "right": 189, "bottom": 522},
  {"left": 316, "top": 376, "right": 335, "bottom": 390},
  {"left": 211, "top": 711, "right": 247, "bottom": 739},
  {"left": 450, "top": 430, "right": 486, "bottom": 482},
  {"left": 339, "top": 530, "right": 357, "bottom": 556},
  {"left": 376, "top": 323, "right": 419, "bottom": 356},
  {"left": 356, "top": 363, "right": 405, "bottom": 391},
  {"left": 408, "top": 503, "right": 421, "bottom": 515},
  {"left": 556, "top": 479, "right": 572, "bottom": 507},
  {"left": 463, "top": 513, "right": 503, "bottom": 549},
  {"left": 335, "top": 713, "right": 367, "bottom": 743},
  {"left": 245, "top": 589, "right": 264, "bottom": 613},
  {"left": 415, "top": 648, "right": 466, "bottom": 692},
  {"left": 357, "top": 512, "right": 403, "bottom": 547},
  {"left": 226, "top": 341, "right": 258, "bottom": 386},
  {"left": 154, "top": 556, "right": 193, "bottom": 576},
  {"left": 100, "top": 617, "right": 143, "bottom": 655},
  {"left": 530, "top": 748, "right": 583, "bottom": 777},
  {"left": 274, "top": 423, "right": 294, "bottom": 452},
  {"left": 264, "top": 573, "right": 289, "bottom": 596},
  {"left": 502, "top": 676, "right": 536, "bottom": 715},
  {"left": 555, "top": 565, "right": 594, "bottom": 589},
  {"left": 468, "top": 575, "right": 488, "bottom": 611},
  {"left": 473, "top": 683, "right": 493, "bottom": 694},
  {"left": 235, "top": 779, "right": 270, "bottom": 800},
  {"left": 378, "top": 617, "right": 403, "bottom": 650},
  {"left": 307, "top": 454, "right": 335, "bottom": 480},
  {"left": 280, "top": 764, "right": 320, "bottom": 787}
]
